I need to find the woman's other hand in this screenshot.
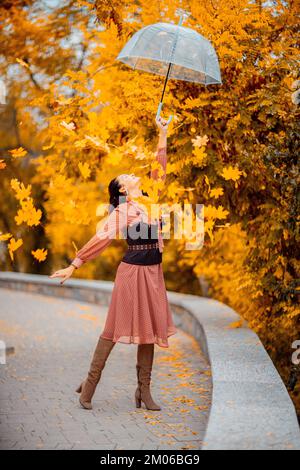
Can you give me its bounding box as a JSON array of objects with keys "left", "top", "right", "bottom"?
[
  {"left": 155, "top": 116, "right": 168, "bottom": 134},
  {"left": 49, "top": 265, "right": 75, "bottom": 285}
]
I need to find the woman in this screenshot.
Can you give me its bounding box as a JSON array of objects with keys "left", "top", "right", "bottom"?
[{"left": 49, "top": 116, "right": 177, "bottom": 412}]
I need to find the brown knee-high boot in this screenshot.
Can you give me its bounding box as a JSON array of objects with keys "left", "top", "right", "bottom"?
[
  {"left": 76, "top": 336, "right": 115, "bottom": 410},
  {"left": 135, "top": 343, "right": 161, "bottom": 411}
]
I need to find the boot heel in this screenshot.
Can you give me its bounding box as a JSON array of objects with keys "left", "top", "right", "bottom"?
[
  {"left": 135, "top": 396, "right": 141, "bottom": 408},
  {"left": 75, "top": 383, "right": 82, "bottom": 393},
  {"left": 135, "top": 387, "right": 142, "bottom": 408}
]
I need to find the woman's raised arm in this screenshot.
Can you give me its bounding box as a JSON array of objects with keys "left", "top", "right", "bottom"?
[{"left": 150, "top": 117, "right": 169, "bottom": 186}]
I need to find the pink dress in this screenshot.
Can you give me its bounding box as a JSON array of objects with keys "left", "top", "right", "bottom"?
[{"left": 71, "top": 147, "right": 177, "bottom": 348}]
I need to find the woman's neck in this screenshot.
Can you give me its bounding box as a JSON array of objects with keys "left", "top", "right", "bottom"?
[{"left": 127, "top": 188, "right": 144, "bottom": 199}]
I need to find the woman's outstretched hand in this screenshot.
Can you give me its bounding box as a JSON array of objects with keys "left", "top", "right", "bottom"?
[
  {"left": 155, "top": 116, "right": 169, "bottom": 134},
  {"left": 49, "top": 265, "right": 75, "bottom": 285}
]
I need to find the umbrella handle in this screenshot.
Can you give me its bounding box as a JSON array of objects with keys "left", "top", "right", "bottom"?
[{"left": 156, "top": 102, "right": 173, "bottom": 125}]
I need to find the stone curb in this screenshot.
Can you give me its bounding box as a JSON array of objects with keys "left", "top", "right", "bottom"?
[{"left": 0, "top": 272, "right": 299, "bottom": 450}]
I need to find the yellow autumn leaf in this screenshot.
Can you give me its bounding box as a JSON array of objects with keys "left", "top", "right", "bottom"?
[
  {"left": 53, "top": 174, "right": 67, "bottom": 188},
  {"left": 221, "top": 165, "right": 244, "bottom": 182},
  {"left": 8, "top": 237, "right": 23, "bottom": 261},
  {"left": 9, "top": 147, "right": 27, "bottom": 158},
  {"left": 85, "top": 135, "right": 109, "bottom": 152},
  {"left": 109, "top": 152, "right": 122, "bottom": 166},
  {"left": 10, "top": 179, "right": 32, "bottom": 201},
  {"left": 192, "top": 146, "right": 207, "bottom": 166},
  {"left": 42, "top": 142, "right": 55, "bottom": 150},
  {"left": 78, "top": 162, "right": 91, "bottom": 179},
  {"left": 15, "top": 199, "right": 42, "bottom": 226},
  {"left": 204, "top": 175, "right": 211, "bottom": 191},
  {"left": 191, "top": 135, "right": 209, "bottom": 147},
  {"left": 204, "top": 219, "right": 215, "bottom": 242},
  {"left": 210, "top": 187, "right": 224, "bottom": 198},
  {"left": 60, "top": 120, "right": 76, "bottom": 132},
  {"left": 59, "top": 161, "right": 67, "bottom": 173},
  {"left": 204, "top": 204, "right": 229, "bottom": 220},
  {"left": 0, "top": 159, "right": 6, "bottom": 169},
  {"left": 0, "top": 232, "right": 12, "bottom": 241},
  {"left": 274, "top": 265, "right": 284, "bottom": 279},
  {"left": 151, "top": 160, "right": 165, "bottom": 179},
  {"left": 31, "top": 248, "right": 48, "bottom": 262},
  {"left": 74, "top": 139, "right": 87, "bottom": 148},
  {"left": 283, "top": 229, "right": 289, "bottom": 240}
]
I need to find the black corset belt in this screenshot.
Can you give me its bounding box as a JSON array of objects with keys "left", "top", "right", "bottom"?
[
  {"left": 127, "top": 242, "right": 159, "bottom": 251},
  {"left": 121, "top": 221, "right": 162, "bottom": 266}
]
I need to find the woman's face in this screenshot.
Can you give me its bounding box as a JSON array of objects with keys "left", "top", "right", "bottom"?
[{"left": 117, "top": 173, "right": 140, "bottom": 194}]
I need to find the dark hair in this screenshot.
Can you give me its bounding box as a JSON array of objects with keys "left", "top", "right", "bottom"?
[
  {"left": 108, "top": 178, "right": 127, "bottom": 214},
  {"left": 108, "top": 177, "right": 149, "bottom": 214}
]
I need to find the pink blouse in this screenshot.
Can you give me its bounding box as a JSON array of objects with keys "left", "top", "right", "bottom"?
[{"left": 71, "top": 146, "right": 167, "bottom": 269}]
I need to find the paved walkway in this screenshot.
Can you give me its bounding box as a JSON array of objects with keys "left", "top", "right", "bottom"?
[{"left": 0, "top": 287, "right": 212, "bottom": 450}]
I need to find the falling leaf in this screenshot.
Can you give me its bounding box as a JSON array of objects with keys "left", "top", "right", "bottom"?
[
  {"left": 74, "top": 139, "right": 87, "bottom": 148},
  {"left": 192, "top": 146, "right": 207, "bottom": 166},
  {"left": 14, "top": 199, "right": 42, "bottom": 226},
  {"left": 8, "top": 237, "right": 23, "bottom": 261},
  {"left": 10, "top": 179, "right": 32, "bottom": 201},
  {"left": 192, "top": 135, "right": 209, "bottom": 147},
  {"left": 60, "top": 120, "right": 76, "bottom": 131},
  {"left": 9, "top": 147, "right": 27, "bottom": 158},
  {"left": 32, "top": 248, "right": 48, "bottom": 262},
  {"left": 42, "top": 142, "right": 55, "bottom": 150},
  {"left": 204, "top": 204, "right": 229, "bottom": 220},
  {"left": 210, "top": 187, "right": 224, "bottom": 198},
  {"left": 0, "top": 159, "right": 6, "bottom": 169},
  {"left": 221, "top": 165, "right": 244, "bottom": 182},
  {"left": 0, "top": 232, "right": 12, "bottom": 241},
  {"left": 78, "top": 161, "right": 91, "bottom": 179},
  {"left": 85, "top": 134, "right": 109, "bottom": 152}
]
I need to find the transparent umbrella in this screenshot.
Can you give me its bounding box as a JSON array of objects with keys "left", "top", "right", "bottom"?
[{"left": 116, "top": 11, "right": 222, "bottom": 123}]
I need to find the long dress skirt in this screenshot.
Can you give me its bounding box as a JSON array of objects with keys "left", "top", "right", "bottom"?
[{"left": 100, "top": 261, "right": 178, "bottom": 348}]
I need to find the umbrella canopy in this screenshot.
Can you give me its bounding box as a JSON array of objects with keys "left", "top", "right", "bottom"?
[
  {"left": 116, "top": 17, "right": 222, "bottom": 123},
  {"left": 117, "top": 22, "right": 222, "bottom": 86}
]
